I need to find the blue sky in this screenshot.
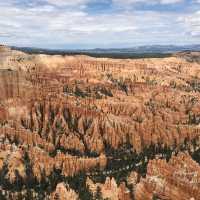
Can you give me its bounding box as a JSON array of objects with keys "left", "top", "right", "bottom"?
[{"left": 0, "top": 0, "right": 200, "bottom": 49}]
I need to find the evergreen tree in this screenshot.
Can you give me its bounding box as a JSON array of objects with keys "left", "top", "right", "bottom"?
[
  {"left": 94, "top": 186, "right": 103, "bottom": 200},
  {"left": 152, "top": 193, "right": 159, "bottom": 200}
]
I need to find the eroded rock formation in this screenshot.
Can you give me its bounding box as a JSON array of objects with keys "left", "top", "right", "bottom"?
[
  {"left": 0, "top": 46, "right": 200, "bottom": 199},
  {"left": 87, "top": 177, "right": 131, "bottom": 200},
  {"left": 134, "top": 153, "right": 200, "bottom": 200},
  {"left": 50, "top": 182, "right": 79, "bottom": 200}
]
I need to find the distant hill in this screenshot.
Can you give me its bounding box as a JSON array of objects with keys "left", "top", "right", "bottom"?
[
  {"left": 174, "top": 51, "right": 200, "bottom": 63},
  {"left": 10, "top": 44, "right": 200, "bottom": 59}
]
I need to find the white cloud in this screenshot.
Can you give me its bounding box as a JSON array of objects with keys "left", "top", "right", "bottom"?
[
  {"left": 160, "top": 0, "right": 183, "bottom": 4},
  {"left": 0, "top": 0, "right": 199, "bottom": 48},
  {"left": 113, "top": 0, "right": 183, "bottom": 5},
  {"left": 181, "top": 11, "right": 200, "bottom": 37},
  {"left": 45, "top": 0, "right": 91, "bottom": 7}
]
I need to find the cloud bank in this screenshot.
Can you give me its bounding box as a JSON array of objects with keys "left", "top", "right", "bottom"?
[{"left": 0, "top": 0, "right": 199, "bottom": 48}]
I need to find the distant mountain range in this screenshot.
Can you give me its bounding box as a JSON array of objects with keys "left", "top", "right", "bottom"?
[
  {"left": 11, "top": 44, "right": 200, "bottom": 59},
  {"left": 80, "top": 44, "right": 200, "bottom": 53}
]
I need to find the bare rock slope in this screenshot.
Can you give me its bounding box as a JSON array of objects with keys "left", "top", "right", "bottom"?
[{"left": 0, "top": 45, "right": 200, "bottom": 199}]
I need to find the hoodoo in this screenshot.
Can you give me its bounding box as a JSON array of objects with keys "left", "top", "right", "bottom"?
[{"left": 0, "top": 46, "right": 200, "bottom": 199}]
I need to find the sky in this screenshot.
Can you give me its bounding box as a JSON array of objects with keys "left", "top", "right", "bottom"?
[{"left": 0, "top": 0, "right": 200, "bottom": 49}]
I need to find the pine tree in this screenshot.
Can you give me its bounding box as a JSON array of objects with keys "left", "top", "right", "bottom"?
[{"left": 94, "top": 186, "right": 103, "bottom": 200}]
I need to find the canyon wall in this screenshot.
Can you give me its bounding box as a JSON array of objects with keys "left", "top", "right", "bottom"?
[{"left": 0, "top": 46, "right": 200, "bottom": 199}]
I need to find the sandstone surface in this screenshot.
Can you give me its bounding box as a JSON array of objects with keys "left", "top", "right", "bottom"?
[{"left": 0, "top": 46, "right": 200, "bottom": 199}]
